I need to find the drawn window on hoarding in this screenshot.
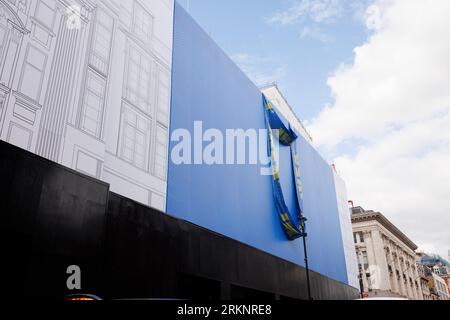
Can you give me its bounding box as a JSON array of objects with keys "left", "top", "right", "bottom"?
[
  {"left": 18, "top": 0, "right": 27, "bottom": 14},
  {"left": 157, "top": 69, "right": 170, "bottom": 126},
  {"left": 120, "top": 104, "right": 151, "bottom": 170},
  {"left": 133, "top": 1, "right": 153, "bottom": 44},
  {"left": 34, "top": 0, "right": 57, "bottom": 31},
  {"left": 125, "top": 46, "right": 152, "bottom": 114},
  {"left": 0, "top": 38, "right": 18, "bottom": 85},
  {"left": 81, "top": 70, "right": 106, "bottom": 138},
  {"left": 0, "top": 94, "right": 4, "bottom": 121},
  {"left": 108, "top": 0, "right": 120, "bottom": 11},
  {"left": 0, "top": 25, "right": 7, "bottom": 62},
  {"left": 89, "top": 9, "right": 113, "bottom": 76},
  {"left": 80, "top": 9, "right": 113, "bottom": 138},
  {"left": 154, "top": 125, "right": 167, "bottom": 180},
  {"left": 19, "top": 44, "right": 47, "bottom": 101}
]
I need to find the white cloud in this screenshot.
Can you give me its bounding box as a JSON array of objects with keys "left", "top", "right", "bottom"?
[
  {"left": 231, "top": 53, "right": 287, "bottom": 87},
  {"left": 365, "top": 4, "right": 383, "bottom": 30},
  {"left": 308, "top": 0, "right": 450, "bottom": 258},
  {"left": 269, "top": 0, "right": 344, "bottom": 26},
  {"left": 300, "top": 26, "right": 334, "bottom": 43},
  {"left": 350, "top": 0, "right": 381, "bottom": 25},
  {"left": 268, "top": 0, "right": 368, "bottom": 44}
]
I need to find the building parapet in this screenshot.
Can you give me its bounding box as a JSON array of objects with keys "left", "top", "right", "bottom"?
[{"left": 351, "top": 208, "right": 418, "bottom": 252}]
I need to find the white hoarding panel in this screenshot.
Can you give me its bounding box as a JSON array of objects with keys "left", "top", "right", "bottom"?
[{"left": 334, "top": 171, "right": 360, "bottom": 289}]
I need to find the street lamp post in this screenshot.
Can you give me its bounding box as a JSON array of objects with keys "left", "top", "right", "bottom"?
[{"left": 300, "top": 216, "right": 312, "bottom": 300}]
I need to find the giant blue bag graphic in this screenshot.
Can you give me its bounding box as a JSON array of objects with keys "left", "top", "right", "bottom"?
[{"left": 167, "top": 2, "right": 349, "bottom": 285}]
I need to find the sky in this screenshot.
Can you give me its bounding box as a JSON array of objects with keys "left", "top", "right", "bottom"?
[{"left": 178, "top": 0, "right": 450, "bottom": 259}]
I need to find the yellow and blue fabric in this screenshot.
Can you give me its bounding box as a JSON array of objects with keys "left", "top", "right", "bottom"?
[{"left": 263, "top": 95, "right": 307, "bottom": 241}]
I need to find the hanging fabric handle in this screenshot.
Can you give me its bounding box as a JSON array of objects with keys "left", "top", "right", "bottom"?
[{"left": 263, "top": 95, "right": 307, "bottom": 240}]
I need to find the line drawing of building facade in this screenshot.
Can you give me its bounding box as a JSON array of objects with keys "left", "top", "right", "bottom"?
[{"left": 0, "top": 0, "right": 174, "bottom": 211}]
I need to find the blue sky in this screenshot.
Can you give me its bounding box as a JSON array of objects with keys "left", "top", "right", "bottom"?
[
  {"left": 176, "top": 0, "right": 450, "bottom": 258},
  {"left": 177, "top": 0, "right": 367, "bottom": 122}
]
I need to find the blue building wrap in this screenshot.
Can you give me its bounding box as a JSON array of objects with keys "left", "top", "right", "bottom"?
[{"left": 167, "top": 3, "right": 349, "bottom": 285}]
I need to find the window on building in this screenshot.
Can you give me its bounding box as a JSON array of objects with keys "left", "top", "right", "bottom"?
[
  {"left": 119, "top": 104, "right": 151, "bottom": 170},
  {"left": 157, "top": 69, "right": 170, "bottom": 126},
  {"left": 154, "top": 125, "right": 168, "bottom": 179},
  {"left": 359, "top": 232, "right": 365, "bottom": 243},
  {"left": 133, "top": 2, "right": 153, "bottom": 43},
  {"left": 353, "top": 232, "right": 364, "bottom": 244},
  {"left": 81, "top": 70, "right": 106, "bottom": 137},
  {"left": 89, "top": 10, "right": 114, "bottom": 75},
  {"left": 152, "top": 67, "right": 170, "bottom": 180},
  {"left": 0, "top": 94, "right": 4, "bottom": 115},
  {"left": 0, "top": 25, "right": 7, "bottom": 60},
  {"left": 80, "top": 9, "right": 114, "bottom": 138},
  {"left": 34, "top": 0, "right": 57, "bottom": 30},
  {"left": 125, "top": 46, "right": 152, "bottom": 113},
  {"left": 20, "top": 45, "right": 47, "bottom": 101},
  {"left": 362, "top": 251, "right": 369, "bottom": 271}
]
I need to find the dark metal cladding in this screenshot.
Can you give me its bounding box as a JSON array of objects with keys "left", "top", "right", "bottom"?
[{"left": 0, "top": 141, "right": 359, "bottom": 300}]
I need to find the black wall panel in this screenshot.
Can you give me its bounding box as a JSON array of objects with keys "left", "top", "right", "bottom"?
[
  {"left": 0, "top": 141, "right": 108, "bottom": 299},
  {"left": 0, "top": 141, "right": 359, "bottom": 300}
]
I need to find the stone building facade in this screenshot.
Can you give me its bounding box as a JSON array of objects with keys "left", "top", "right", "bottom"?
[
  {"left": 431, "top": 273, "right": 450, "bottom": 300},
  {"left": 417, "top": 252, "right": 450, "bottom": 300},
  {"left": 417, "top": 263, "right": 433, "bottom": 300},
  {"left": 351, "top": 207, "right": 423, "bottom": 299},
  {"left": 0, "top": 0, "right": 173, "bottom": 211}
]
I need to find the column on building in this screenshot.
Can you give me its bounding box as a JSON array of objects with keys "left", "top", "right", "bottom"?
[
  {"left": 361, "top": 231, "right": 375, "bottom": 291},
  {"left": 0, "top": 0, "right": 29, "bottom": 139},
  {"left": 410, "top": 256, "right": 422, "bottom": 300},
  {"left": 401, "top": 253, "right": 413, "bottom": 299},
  {"left": 399, "top": 255, "right": 408, "bottom": 298},
  {"left": 407, "top": 258, "right": 416, "bottom": 299},
  {"left": 386, "top": 240, "right": 400, "bottom": 295},
  {"left": 415, "top": 264, "right": 424, "bottom": 300},
  {"left": 356, "top": 247, "right": 369, "bottom": 292},
  {"left": 36, "top": 2, "right": 92, "bottom": 162},
  {"left": 409, "top": 256, "right": 419, "bottom": 299},
  {"left": 366, "top": 229, "right": 390, "bottom": 292},
  {"left": 393, "top": 246, "right": 407, "bottom": 297}
]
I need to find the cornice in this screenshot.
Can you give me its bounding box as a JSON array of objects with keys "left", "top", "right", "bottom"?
[{"left": 352, "top": 212, "right": 418, "bottom": 251}]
